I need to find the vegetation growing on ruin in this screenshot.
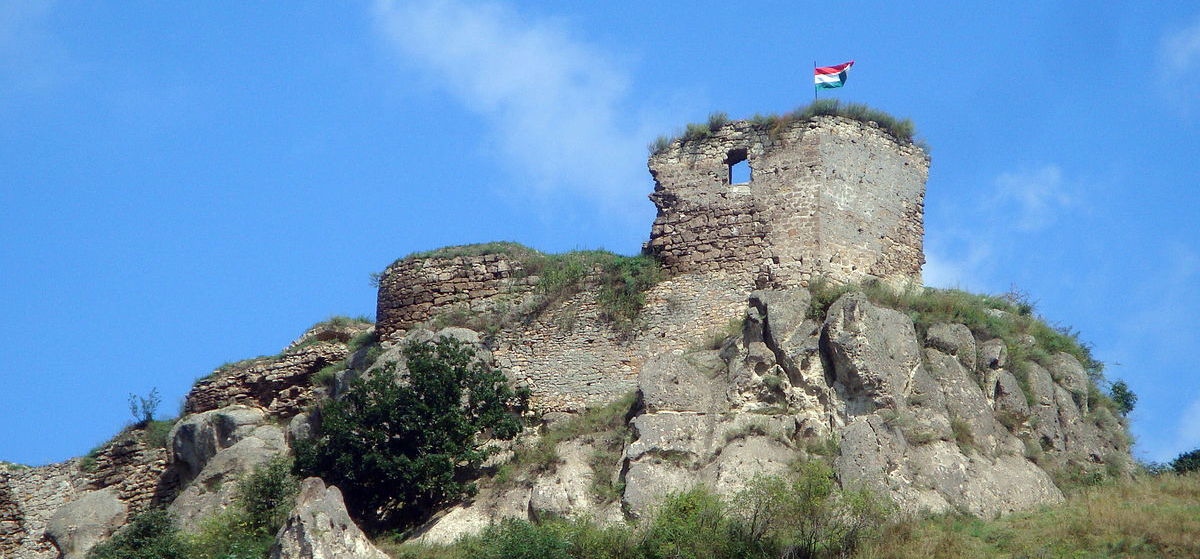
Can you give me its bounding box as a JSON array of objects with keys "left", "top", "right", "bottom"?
[
  {"left": 649, "top": 100, "right": 926, "bottom": 155},
  {"left": 403, "top": 242, "right": 664, "bottom": 337}
]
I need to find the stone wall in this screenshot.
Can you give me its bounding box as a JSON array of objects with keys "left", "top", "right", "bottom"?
[
  {"left": 491, "top": 271, "right": 749, "bottom": 412},
  {"left": 376, "top": 253, "right": 535, "bottom": 341},
  {"left": 0, "top": 427, "right": 177, "bottom": 558},
  {"left": 183, "top": 341, "right": 348, "bottom": 417},
  {"left": 646, "top": 115, "right": 928, "bottom": 288},
  {"left": 0, "top": 462, "right": 84, "bottom": 558}
]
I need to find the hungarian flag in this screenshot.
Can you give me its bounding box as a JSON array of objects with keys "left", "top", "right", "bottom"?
[{"left": 814, "top": 60, "right": 854, "bottom": 89}]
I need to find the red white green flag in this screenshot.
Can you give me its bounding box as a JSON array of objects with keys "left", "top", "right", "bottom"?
[{"left": 815, "top": 60, "right": 854, "bottom": 89}]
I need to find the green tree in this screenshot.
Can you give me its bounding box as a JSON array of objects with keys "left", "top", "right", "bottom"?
[
  {"left": 1171, "top": 448, "right": 1200, "bottom": 474},
  {"left": 1108, "top": 380, "right": 1137, "bottom": 416},
  {"left": 295, "top": 336, "right": 527, "bottom": 530}
]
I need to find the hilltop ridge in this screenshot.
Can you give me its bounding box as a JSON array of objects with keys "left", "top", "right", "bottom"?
[{"left": 0, "top": 105, "right": 1138, "bottom": 559}]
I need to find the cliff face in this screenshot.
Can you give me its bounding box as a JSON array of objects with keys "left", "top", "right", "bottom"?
[{"left": 410, "top": 281, "right": 1129, "bottom": 543}]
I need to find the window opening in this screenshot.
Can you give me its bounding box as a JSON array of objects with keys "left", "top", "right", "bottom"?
[{"left": 727, "top": 149, "right": 750, "bottom": 184}]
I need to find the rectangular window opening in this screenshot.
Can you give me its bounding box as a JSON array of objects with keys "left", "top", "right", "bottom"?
[{"left": 730, "top": 159, "right": 751, "bottom": 184}]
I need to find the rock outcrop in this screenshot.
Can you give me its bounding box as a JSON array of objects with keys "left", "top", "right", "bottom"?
[
  {"left": 168, "top": 405, "right": 288, "bottom": 532},
  {"left": 271, "top": 478, "right": 389, "bottom": 559}
]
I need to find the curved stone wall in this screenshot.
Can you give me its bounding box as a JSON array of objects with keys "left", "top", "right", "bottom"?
[{"left": 376, "top": 253, "right": 534, "bottom": 340}]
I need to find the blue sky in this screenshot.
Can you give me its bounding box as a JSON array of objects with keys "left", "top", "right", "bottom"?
[{"left": 2, "top": 1, "right": 1198, "bottom": 466}]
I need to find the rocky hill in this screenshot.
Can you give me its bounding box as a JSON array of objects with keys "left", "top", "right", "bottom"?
[{"left": 0, "top": 108, "right": 1133, "bottom": 559}]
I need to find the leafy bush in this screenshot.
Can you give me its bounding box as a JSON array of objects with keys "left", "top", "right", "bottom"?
[
  {"left": 1171, "top": 448, "right": 1200, "bottom": 474},
  {"left": 471, "top": 518, "right": 571, "bottom": 559},
  {"left": 295, "top": 336, "right": 528, "bottom": 531},
  {"left": 88, "top": 509, "right": 192, "bottom": 559}
]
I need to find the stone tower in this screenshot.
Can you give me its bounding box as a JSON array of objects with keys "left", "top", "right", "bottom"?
[{"left": 644, "top": 115, "right": 928, "bottom": 288}]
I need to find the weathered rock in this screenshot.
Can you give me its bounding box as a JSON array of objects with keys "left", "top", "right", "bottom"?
[
  {"left": 638, "top": 351, "right": 730, "bottom": 413},
  {"left": 271, "top": 477, "right": 388, "bottom": 559},
  {"left": 993, "top": 370, "right": 1030, "bottom": 424},
  {"left": 169, "top": 404, "right": 268, "bottom": 483},
  {"left": 529, "top": 441, "right": 597, "bottom": 520},
  {"left": 45, "top": 488, "right": 127, "bottom": 559},
  {"left": 169, "top": 423, "right": 287, "bottom": 532},
  {"left": 925, "top": 323, "right": 976, "bottom": 370},
  {"left": 1048, "top": 352, "right": 1090, "bottom": 414},
  {"left": 978, "top": 339, "right": 1007, "bottom": 370},
  {"left": 286, "top": 411, "right": 319, "bottom": 448},
  {"left": 822, "top": 293, "right": 922, "bottom": 411},
  {"left": 409, "top": 485, "right": 532, "bottom": 546}
]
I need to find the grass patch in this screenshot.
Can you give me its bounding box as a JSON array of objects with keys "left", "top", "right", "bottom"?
[
  {"left": 389, "top": 463, "right": 894, "bottom": 559},
  {"left": 949, "top": 418, "right": 975, "bottom": 454},
  {"left": 403, "top": 241, "right": 544, "bottom": 262},
  {"left": 650, "top": 100, "right": 925, "bottom": 155},
  {"left": 854, "top": 472, "right": 1200, "bottom": 559},
  {"left": 809, "top": 279, "right": 1106, "bottom": 393},
  {"left": 497, "top": 392, "right": 637, "bottom": 493}
]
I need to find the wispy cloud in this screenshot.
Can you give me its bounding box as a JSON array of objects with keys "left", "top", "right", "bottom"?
[
  {"left": 1162, "top": 14, "right": 1200, "bottom": 76},
  {"left": 992, "top": 164, "right": 1074, "bottom": 231},
  {"left": 372, "top": 0, "right": 672, "bottom": 212},
  {"left": 923, "top": 163, "right": 1074, "bottom": 288},
  {"left": 1160, "top": 13, "right": 1200, "bottom": 110},
  {"left": 0, "top": 1, "right": 65, "bottom": 95},
  {"left": 922, "top": 242, "right": 992, "bottom": 290}
]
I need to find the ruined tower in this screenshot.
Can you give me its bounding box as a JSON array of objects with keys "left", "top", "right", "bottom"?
[{"left": 644, "top": 115, "right": 928, "bottom": 288}]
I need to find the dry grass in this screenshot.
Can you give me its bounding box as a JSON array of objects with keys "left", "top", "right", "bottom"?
[{"left": 854, "top": 472, "right": 1200, "bottom": 559}]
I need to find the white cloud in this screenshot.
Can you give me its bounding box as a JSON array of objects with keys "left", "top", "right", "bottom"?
[
  {"left": 1162, "top": 15, "right": 1200, "bottom": 76},
  {"left": 0, "top": 1, "right": 65, "bottom": 94},
  {"left": 922, "top": 243, "right": 992, "bottom": 290},
  {"left": 372, "top": 0, "right": 668, "bottom": 211},
  {"left": 992, "top": 164, "right": 1074, "bottom": 231},
  {"left": 1160, "top": 14, "right": 1200, "bottom": 110}
]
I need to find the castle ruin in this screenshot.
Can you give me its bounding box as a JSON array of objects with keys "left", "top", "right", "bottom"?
[
  {"left": 377, "top": 115, "right": 929, "bottom": 339},
  {"left": 645, "top": 115, "right": 928, "bottom": 289}
]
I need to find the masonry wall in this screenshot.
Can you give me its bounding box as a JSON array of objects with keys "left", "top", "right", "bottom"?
[
  {"left": 184, "top": 341, "right": 349, "bottom": 417},
  {"left": 492, "top": 270, "right": 750, "bottom": 412},
  {"left": 376, "top": 253, "right": 535, "bottom": 340},
  {"left": 0, "top": 429, "right": 173, "bottom": 559},
  {"left": 646, "top": 116, "right": 927, "bottom": 288}
]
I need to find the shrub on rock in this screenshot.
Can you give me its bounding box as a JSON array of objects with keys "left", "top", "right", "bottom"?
[{"left": 295, "top": 335, "right": 528, "bottom": 530}]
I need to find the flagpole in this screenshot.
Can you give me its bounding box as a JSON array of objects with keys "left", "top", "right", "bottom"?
[{"left": 814, "top": 60, "right": 817, "bottom": 101}]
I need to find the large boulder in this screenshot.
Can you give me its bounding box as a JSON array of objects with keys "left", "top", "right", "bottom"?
[
  {"left": 271, "top": 477, "right": 388, "bottom": 559},
  {"left": 169, "top": 422, "right": 287, "bottom": 532},
  {"left": 822, "top": 293, "right": 922, "bottom": 412},
  {"left": 925, "top": 323, "right": 976, "bottom": 370},
  {"left": 45, "top": 488, "right": 128, "bottom": 559},
  {"left": 169, "top": 404, "right": 268, "bottom": 482}
]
